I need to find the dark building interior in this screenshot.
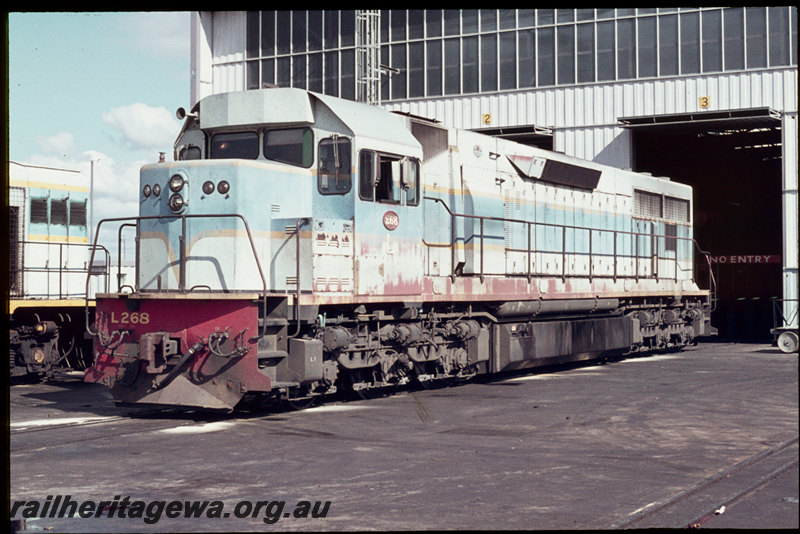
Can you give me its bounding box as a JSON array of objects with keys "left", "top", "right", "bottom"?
[{"left": 627, "top": 109, "right": 783, "bottom": 341}]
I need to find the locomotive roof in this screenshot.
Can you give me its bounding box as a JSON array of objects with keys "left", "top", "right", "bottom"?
[
  {"left": 313, "top": 91, "right": 422, "bottom": 157},
  {"left": 197, "top": 88, "right": 422, "bottom": 157}
]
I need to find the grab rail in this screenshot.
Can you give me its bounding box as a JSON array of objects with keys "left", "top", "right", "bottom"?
[
  {"left": 9, "top": 240, "right": 110, "bottom": 300},
  {"left": 423, "top": 195, "right": 716, "bottom": 301},
  {"left": 84, "top": 212, "right": 269, "bottom": 338}
]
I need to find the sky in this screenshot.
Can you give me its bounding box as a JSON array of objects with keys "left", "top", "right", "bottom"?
[{"left": 8, "top": 11, "right": 192, "bottom": 258}]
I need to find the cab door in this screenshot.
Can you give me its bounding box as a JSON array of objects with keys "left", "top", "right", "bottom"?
[{"left": 354, "top": 149, "right": 423, "bottom": 296}]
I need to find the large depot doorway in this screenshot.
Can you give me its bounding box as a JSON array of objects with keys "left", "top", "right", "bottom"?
[{"left": 623, "top": 108, "right": 783, "bottom": 341}]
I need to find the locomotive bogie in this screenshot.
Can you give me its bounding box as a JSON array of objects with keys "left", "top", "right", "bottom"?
[
  {"left": 9, "top": 319, "right": 60, "bottom": 378},
  {"left": 84, "top": 88, "right": 714, "bottom": 410}
]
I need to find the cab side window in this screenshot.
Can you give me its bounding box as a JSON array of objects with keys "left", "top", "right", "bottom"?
[
  {"left": 318, "top": 136, "right": 351, "bottom": 194},
  {"left": 359, "top": 151, "right": 377, "bottom": 201},
  {"left": 359, "top": 149, "right": 420, "bottom": 205},
  {"left": 404, "top": 159, "right": 420, "bottom": 206}
]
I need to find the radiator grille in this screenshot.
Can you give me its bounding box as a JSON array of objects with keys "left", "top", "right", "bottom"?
[
  {"left": 664, "top": 196, "right": 689, "bottom": 222},
  {"left": 633, "top": 190, "right": 662, "bottom": 218}
]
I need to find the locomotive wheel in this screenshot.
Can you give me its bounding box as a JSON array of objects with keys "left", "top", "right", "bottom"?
[
  {"left": 349, "top": 368, "right": 398, "bottom": 400},
  {"left": 446, "top": 367, "right": 478, "bottom": 387},
  {"left": 777, "top": 330, "right": 799, "bottom": 354},
  {"left": 412, "top": 363, "right": 435, "bottom": 389},
  {"left": 415, "top": 376, "right": 435, "bottom": 390},
  {"left": 355, "top": 382, "right": 398, "bottom": 400}
]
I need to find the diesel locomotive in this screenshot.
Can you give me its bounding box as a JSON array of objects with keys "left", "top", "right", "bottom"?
[
  {"left": 9, "top": 162, "right": 110, "bottom": 380},
  {"left": 84, "top": 87, "right": 715, "bottom": 410}
]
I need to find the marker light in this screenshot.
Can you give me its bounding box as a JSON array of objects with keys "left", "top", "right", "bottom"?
[
  {"left": 202, "top": 181, "right": 215, "bottom": 195},
  {"left": 169, "top": 174, "right": 185, "bottom": 192},
  {"left": 168, "top": 193, "right": 185, "bottom": 212},
  {"left": 217, "top": 180, "right": 230, "bottom": 195},
  {"left": 143, "top": 184, "right": 151, "bottom": 198},
  {"left": 153, "top": 184, "right": 162, "bottom": 197}
]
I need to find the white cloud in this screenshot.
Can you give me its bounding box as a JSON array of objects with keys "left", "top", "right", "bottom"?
[
  {"left": 89, "top": 157, "right": 140, "bottom": 207},
  {"left": 34, "top": 132, "right": 76, "bottom": 158},
  {"left": 102, "top": 103, "right": 181, "bottom": 151},
  {"left": 118, "top": 12, "right": 191, "bottom": 61}
]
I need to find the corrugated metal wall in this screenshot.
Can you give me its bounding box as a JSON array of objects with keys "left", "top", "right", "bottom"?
[
  {"left": 204, "top": 12, "right": 248, "bottom": 96},
  {"left": 382, "top": 69, "right": 799, "bottom": 130},
  {"left": 197, "top": 12, "right": 797, "bottom": 167},
  {"left": 382, "top": 68, "right": 798, "bottom": 167}
]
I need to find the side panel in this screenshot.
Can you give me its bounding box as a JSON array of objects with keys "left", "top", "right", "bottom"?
[
  {"left": 313, "top": 218, "right": 355, "bottom": 294},
  {"left": 355, "top": 203, "right": 424, "bottom": 296},
  {"left": 492, "top": 315, "right": 637, "bottom": 372}
]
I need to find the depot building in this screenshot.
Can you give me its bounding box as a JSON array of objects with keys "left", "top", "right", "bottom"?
[{"left": 188, "top": 9, "right": 798, "bottom": 341}]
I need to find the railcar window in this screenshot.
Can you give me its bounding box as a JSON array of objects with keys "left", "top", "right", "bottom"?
[
  {"left": 30, "top": 197, "right": 49, "bottom": 224},
  {"left": 50, "top": 199, "right": 68, "bottom": 225},
  {"left": 318, "top": 136, "right": 352, "bottom": 194},
  {"left": 69, "top": 200, "right": 87, "bottom": 227},
  {"left": 210, "top": 132, "right": 260, "bottom": 159},
  {"left": 264, "top": 128, "right": 313, "bottom": 167},
  {"left": 10, "top": 205, "right": 20, "bottom": 292}
]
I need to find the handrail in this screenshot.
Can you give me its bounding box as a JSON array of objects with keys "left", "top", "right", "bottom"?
[
  {"left": 85, "top": 212, "right": 269, "bottom": 339},
  {"left": 9, "top": 240, "right": 110, "bottom": 300},
  {"left": 117, "top": 223, "right": 137, "bottom": 292},
  {"left": 771, "top": 298, "right": 799, "bottom": 329},
  {"left": 423, "top": 195, "right": 716, "bottom": 299},
  {"left": 694, "top": 242, "right": 717, "bottom": 311},
  {"left": 290, "top": 218, "right": 309, "bottom": 338}
]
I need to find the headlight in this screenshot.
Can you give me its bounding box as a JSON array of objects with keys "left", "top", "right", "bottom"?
[
  {"left": 153, "top": 183, "right": 162, "bottom": 197},
  {"left": 168, "top": 193, "right": 185, "bottom": 212},
  {"left": 202, "top": 181, "right": 215, "bottom": 195},
  {"left": 143, "top": 184, "right": 151, "bottom": 198},
  {"left": 217, "top": 180, "right": 230, "bottom": 195},
  {"left": 169, "top": 174, "right": 185, "bottom": 192}
]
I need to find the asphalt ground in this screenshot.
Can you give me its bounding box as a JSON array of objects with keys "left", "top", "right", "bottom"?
[{"left": 8, "top": 342, "right": 798, "bottom": 531}]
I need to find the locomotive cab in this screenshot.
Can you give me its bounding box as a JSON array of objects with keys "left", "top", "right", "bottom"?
[{"left": 136, "top": 87, "right": 424, "bottom": 296}]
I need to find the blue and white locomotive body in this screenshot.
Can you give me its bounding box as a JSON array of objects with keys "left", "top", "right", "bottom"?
[{"left": 86, "top": 88, "right": 713, "bottom": 410}]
